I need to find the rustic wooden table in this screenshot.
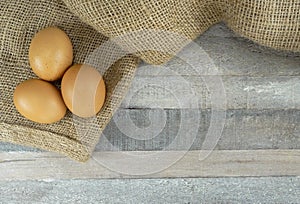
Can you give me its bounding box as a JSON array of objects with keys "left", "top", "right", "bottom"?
[{"left": 0, "top": 23, "right": 299, "bottom": 203}]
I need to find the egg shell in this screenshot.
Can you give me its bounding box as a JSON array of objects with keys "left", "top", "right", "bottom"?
[
  {"left": 13, "top": 79, "right": 67, "bottom": 124},
  {"left": 29, "top": 27, "right": 73, "bottom": 81},
  {"left": 61, "top": 64, "right": 106, "bottom": 118}
]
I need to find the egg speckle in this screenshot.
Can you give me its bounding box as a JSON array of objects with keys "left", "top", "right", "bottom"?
[
  {"left": 29, "top": 27, "right": 73, "bottom": 81},
  {"left": 61, "top": 64, "right": 106, "bottom": 118},
  {"left": 14, "top": 79, "right": 67, "bottom": 124}
]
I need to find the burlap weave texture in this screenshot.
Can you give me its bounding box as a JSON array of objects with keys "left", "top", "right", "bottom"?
[
  {"left": 0, "top": 0, "right": 139, "bottom": 162},
  {"left": 63, "top": 0, "right": 299, "bottom": 64}
]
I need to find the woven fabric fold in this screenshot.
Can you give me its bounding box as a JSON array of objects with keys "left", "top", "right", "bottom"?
[{"left": 62, "top": 0, "right": 299, "bottom": 64}]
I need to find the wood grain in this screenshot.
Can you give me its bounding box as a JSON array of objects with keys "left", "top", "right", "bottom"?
[
  {"left": 0, "top": 150, "right": 299, "bottom": 181},
  {"left": 98, "top": 109, "right": 300, "bottom": 151},
  {"left": 120, "top": 75, "right": 300, "bottom": 109}
]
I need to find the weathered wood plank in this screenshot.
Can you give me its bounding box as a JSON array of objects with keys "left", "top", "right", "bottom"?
[
  {"left": 1, "top": 109, "right": 299, "bottom": 152},
  {"left": 0, "top": 177, "right": 300, "bottom": 204},
  {"left": 1, "top": 177, "right": 299, "bottom": 204},
  {"left": 121, "top": 76, "right": 300, "bottom": 109},
  {"left": 98, "top": 109, "right": 300, "bottom": 151},
  {"left": 0, "top": 150, "right": 299, "bottom": 180}
]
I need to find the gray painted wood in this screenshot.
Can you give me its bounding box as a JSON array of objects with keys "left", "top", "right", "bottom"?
[
  {"left": 98, "top": 109, "right": 300, "bottom": 151},
  {"left": 1, "top": 109, "right": 299, "bottom": 152},
  {"left": 0, "top": 177, "right": 299, "bottom": 204},
  {"left": 1, "top": 150, "right": 299, "bottom": 180},
  {"left": 121, "top": 75, "right": 300, "bottom": 109}
]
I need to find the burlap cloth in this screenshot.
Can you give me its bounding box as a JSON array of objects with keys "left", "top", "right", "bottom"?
[
  {"left": 0, "top": 0, "right": 139, "bottom": 162},
  {"left": 1, "top": 0, "right": 299, "bottom": 162},
  {"left": 63, "top": 0, "right": 299, "bottom": 64}
]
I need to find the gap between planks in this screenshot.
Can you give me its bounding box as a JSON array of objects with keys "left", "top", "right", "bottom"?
[{"left": 0, "top": 150, "right": 299, "bottom": 181}]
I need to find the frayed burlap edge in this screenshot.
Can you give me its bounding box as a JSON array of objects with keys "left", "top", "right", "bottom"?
[{"left": 0, "top": 122, "right": 90, "bottom": 162}]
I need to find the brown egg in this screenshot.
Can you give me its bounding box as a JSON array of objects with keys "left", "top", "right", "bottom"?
[
  {"left": 14, "top": 79, "right": 67, "bottom": 124},
  {"left": 29, "top": 27, "right": 73, "bottom": 81},
  {"left": 61, "top": 64, "right": 106, "bottom": 118}
]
